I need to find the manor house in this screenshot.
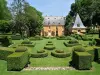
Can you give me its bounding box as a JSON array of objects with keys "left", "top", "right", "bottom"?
[{"left": 41, "top": 16, "right": 66, "bottom": 37}]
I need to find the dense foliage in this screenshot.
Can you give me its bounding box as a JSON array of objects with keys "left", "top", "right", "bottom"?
[{"left": 65, "top": 0, "right": 100, "bottom": 35}]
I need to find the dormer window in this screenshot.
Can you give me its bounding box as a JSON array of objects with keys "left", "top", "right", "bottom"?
[
  {"left": 77, "top": 24, "right": 80, "bottom": 27},
  {"left": 55, "top": 18, "right": 56, "bottom": 19}
]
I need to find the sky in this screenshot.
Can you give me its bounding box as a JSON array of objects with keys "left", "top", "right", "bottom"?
[{"left": 7, "top": 0, "right": 75, "bottom": 16}]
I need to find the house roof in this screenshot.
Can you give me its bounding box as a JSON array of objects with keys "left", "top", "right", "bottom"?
[
  {"left": 43, "top": 16, "right": 66, "bottom": 25},
  {"left": 73, "top": 13, "right": 86, "bottom": 29}
]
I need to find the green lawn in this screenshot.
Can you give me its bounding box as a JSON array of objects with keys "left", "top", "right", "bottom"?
[{"left": 0, "top": 34, "right": 100, "bottom": 75}]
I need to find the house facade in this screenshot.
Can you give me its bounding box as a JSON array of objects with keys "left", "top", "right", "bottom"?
[{"left": 41, "top": 16, "right": 65, "bottom": 37}]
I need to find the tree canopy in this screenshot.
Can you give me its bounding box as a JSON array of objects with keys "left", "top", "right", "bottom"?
[{"left": 65, "top": 0, "right": 100, "bottom": 29}]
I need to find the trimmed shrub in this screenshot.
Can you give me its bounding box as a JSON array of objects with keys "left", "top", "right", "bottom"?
[
  {"left": 37, "top": 50, "right": 45, "bottom": 53},
  {"left": 89, "top": 39, "right": 96, "bottom": 46},
  {"left": 68, "top": 39, "right": 79, "bottom": 44},
  {"left": 31, "top": 51, "right": 48, "bottom": 58},
  {"left": 64, "top": 42, "right": 81, "bottom": 47},
  {"left": 11, "top": 35, "right": 21, "bottom": 40},
  {"left": 9, "top": 44, "right": 18, "bottom": 48},
  {"left": 55, "top": 50, "right": 64, "bottom": 53},
  {"left": 46, "top": 43, "right": 53, "bottom": 45},
  {"left": 19, "top": 44, "right": 35, "bottom": 47},
  {"left": 48, "top": 41, "right": 52, "bottom": 43},
  {"left": 29, "top": 35, "right": 43, "bottom": 40},
  {"left": 72, "top": 51, "right": 92, "bottom": 70},
  {"left": 7, "top": 51, "right": 29, "bottom": 71},
  {"left": 94, "top": 47, "right": 100, "bottom": 63},
  {"left": 0, "top": 36, "right": 12, "bottom": 47},
  {"left": 73, "top": 46, "right": 85, "bottom": 52},
  {"left": 95, "top": 39, "right": 100, "bottom": 46},
  {"left": 44, "top": 45, "right": 55, "bottom": 50},
  {"left": 0, "top": 47, "right": 14, "bottom": 60},
  {"left": 21, "top": 40, "right": 32, "bottom": 44},
  {"left": 51, "top": 51, "right": 70, "bottom": 58},
  {"left": 86, "top": 47, "right": 95, "bottom": 61},
  {"left": 15, "top": 46, "right": 28, "bottom": 52}
]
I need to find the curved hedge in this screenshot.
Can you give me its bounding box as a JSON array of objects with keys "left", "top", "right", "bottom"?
[
  {"left": 73, "top": 46, "right": 86, "bottom": 52},
  {"left": 0, "top": 47, "right": 14, "bottom": 60},
  {"left": 44, "top": 45, "right": 55, "bottom": 50},
  {"left": 21, "top": 40, "right": 32, "bottom": 44},
  {"left": 68, "top": 39, "right": 79, "bottom": 44},
  {"left": 15, "top": 46, "right": 28, "bottom": 52},
  {"left": 31, "top": 51, "right": 48, "bottom": 58},
  {"left": 51, "top": 51, "right": 70, "bottom": 58},
  {"left": 37, "top": 50, "right": 45, "bottom": 53},
  {"left": 64, "top": 42, "right": 81, "bottom": 47}
]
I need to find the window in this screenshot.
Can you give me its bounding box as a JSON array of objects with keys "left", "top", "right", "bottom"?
[{"left": 77, "top": 24, "right": 80, "bottom": 27}]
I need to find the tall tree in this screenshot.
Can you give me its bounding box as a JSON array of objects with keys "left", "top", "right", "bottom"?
[
  {"left": 0, "top": 0, "right": 12, "bottom": 20},
  {"left": 24, "top": 3, "right": 43, "bottom": 36},
  {"left": 10, "top": 0, "right": 28, "bottom": 36}
]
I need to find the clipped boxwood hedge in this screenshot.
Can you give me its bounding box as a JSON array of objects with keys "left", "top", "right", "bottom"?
[
  {"left": 51, "top": 51, "right": 70, "bottom": 58},
  {"left": 68, "top": 39, "right": 79, "bottom": 44},
  {"left": 44, "top": 45, "right": 55, "bottom": 50},
  {"left": 73, "top": 46, "right": 86, "bottom": 52},
  {"left": 86, "top": 47, "right": 95, "bottom": 61},
  {"left": 37, "top": 50, "right": 45, "bottom": 53},
  {"left": 0, "top": 47, "right": 14, "bottom": 60},
  {"left": 15, "top": 46, "right": 28, "bottom": 52},
  {"left": 7, "top": 51, "right": 30, "bottom": 71},
  {"left": 31, "top": 51, "right": 48, "bottom": 58},
  {"left": 94, "top": 47, "right": 100, "bottom": 62},
  {"left": 72, "top": 51, "right": 92, "bottom": 70},
  {"left": 21, "top": 40, "right": 32, "bottom": 44},
  {"left": 95, "top": 38, "right": 100, "bottom": 46},
  {"left": 11, "top": 35, "right": 21, "bottom": 40},
  {"left": 19, "top": 43, "right": 36, "bottom": 47},
  {"left": 64, "top": 42, "right": 81, "bottom": 47}
]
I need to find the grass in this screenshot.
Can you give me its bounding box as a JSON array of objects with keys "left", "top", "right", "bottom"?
[{"left": 0, "top": 34, "right": 100, "bottom": 75}]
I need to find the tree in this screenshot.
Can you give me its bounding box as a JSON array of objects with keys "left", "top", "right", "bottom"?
[
  {"left": 24, "top": 3, "right": 43, "bottom": 36},
  {"left": 10, "top": 0, "right": 28, "bottom": 37},
  {"left": 0, "top": 0, "right": 12, "bottom": 20}
]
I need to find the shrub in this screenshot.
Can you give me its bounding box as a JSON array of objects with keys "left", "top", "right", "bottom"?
[
  {"left": 94, "top": 47, "right": 100, "bottom": 63},
  {"left": 15, "top": 46, "right": 28, "bottom": 52},
  {"left": 95, "top": 39, "right": 100, "bottom": 46},
  {"left": 9, "top": 44, "right": 18, "bottom": 48},
  {"left": 55, "top": 50, "right": 64, "bottom": 53},
  {"left": 48, "top": 41, "right": 52, "bottom": 43},
  {"left": 46, "top": 43, "right": 53, "bottom": 45},
  {"left": 7, "top": 51, "right": 29, "bottom": 71},
  {"left": 51, "top": 51, "right": 70, "bottom": 58},
  {"left": 86, "top": 47, "right": 95, "bottom": 61},
  {"left": 64, "top": 42, "right": 81, "bottom": 47},
  {"left": 44, "top": 45, "right": 55, "bottom": 50},
  {"left": 37, "top": 50, "right": 45, "bottom": 53},
  {"left": 89, "top": 39, "right": 96, "bottom": 46},
  {"left": 11, "top": 35, "right": 21, "bottom": 40},
  {"left": 21, "top": 40, "right": 32, "bottom": 44},
  {"left": 19, "top": 44, "right": 35, "bottom": 47},
  {"left": 0, "top": 36, "right": 12, "bottom": 47},
  {"left": 0, "top": 47, "right": 14, "bottom": 60},
  {"left": 31, "top": 51, "right": 48, "bottom": 58},
  {"left": 68, "top": 39, "right": 79, "bottom": 44},
  {"left": 72, "top": 51, "right": 92, "bottom": 70},
  {"left": 73, "top": 46, "right": 85, "bottom": 52},
  {"left": 29, "top": 35, "right": 43, "bottom": 40},
  {"left": 66, "top": 36, "right": 72, "bottom": 40}
]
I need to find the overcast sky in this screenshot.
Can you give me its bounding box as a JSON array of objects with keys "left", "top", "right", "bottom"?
[{"left": 7, "top": 0, "right": 75, "bottom": 16}]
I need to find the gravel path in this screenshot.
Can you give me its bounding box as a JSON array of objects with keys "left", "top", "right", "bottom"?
[{"left": 23, "top": 66, "right": 75, "bottom": 71}]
